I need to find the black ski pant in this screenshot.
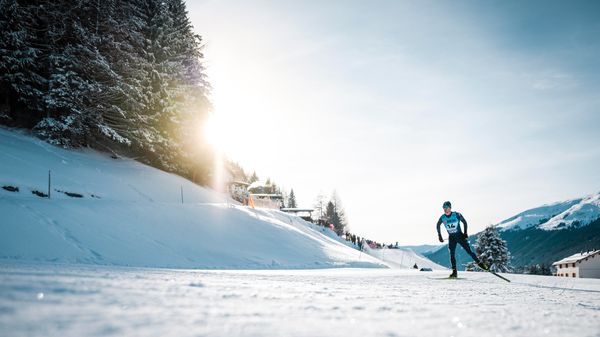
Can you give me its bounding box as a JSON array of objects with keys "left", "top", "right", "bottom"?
[{"left": 448, "top": 234, "right": 480, "bottom": 270}]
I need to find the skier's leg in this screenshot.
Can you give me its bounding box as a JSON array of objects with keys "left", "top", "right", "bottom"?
[
  {"left": 448, "top": 237, "right": 458, "bottom": 270},
  {"left": 458, "top": 237, "right": 479, "bottom": 262}
]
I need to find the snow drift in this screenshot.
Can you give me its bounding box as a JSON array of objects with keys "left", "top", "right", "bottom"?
[{"left": 0, "top": 128, "right": 385, "bottom": 269}]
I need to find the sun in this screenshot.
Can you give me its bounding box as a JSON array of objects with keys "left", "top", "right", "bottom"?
[{"left": 203, "top": 114, "right": 227, "bottom": 152}]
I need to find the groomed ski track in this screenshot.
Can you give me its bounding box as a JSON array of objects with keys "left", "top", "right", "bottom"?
[{"left": 1, "top": 262, "right": 599, "bottom": 337}]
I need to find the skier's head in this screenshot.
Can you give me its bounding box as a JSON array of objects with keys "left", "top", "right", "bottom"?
[{"left": 443, "top": 201, "right": 452, "bottom": 214}]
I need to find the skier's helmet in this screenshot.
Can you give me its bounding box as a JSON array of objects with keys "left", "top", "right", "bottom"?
[{"left": 442, "top": 201, "right": 452, "bottom": 209}]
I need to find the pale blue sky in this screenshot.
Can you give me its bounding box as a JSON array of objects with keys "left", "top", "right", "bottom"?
[{"left": 187, "top": 0, "right": 600, "bottom": 244}]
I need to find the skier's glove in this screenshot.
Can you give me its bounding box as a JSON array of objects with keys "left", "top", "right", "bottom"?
[
  {"left": 438, "top": 234, "right": 444, "bottom": 243},
  {"left": 462, "top": 232, "right": 469, "bottom": 239}
]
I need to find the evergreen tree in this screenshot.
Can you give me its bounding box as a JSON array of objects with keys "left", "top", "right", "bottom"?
[
  {"left": 135, "top": 0, "right": 211, "bottom": 172},
  {"left": 288, "top": 189, "right": 297, "bottom": 208},
  {"left": 325, "top": 192, "right": 347, "bottom": 235},
  {"left": 313, "top": 192, "right": 326, "bottom": 220},
  {"left": 94, "top": 0, "right": 151, "bottom": 147},
  {"left": 523, "top": 263, "right": 552, "bottom": 275},
  {"left": 34, "top": 0, "right": 135, "bottom": 146},
  {"left": 0, "top": 0, "right": 214, "bottom": 185},
  {"left": 264, "top": 178, "right": 278, "bottom": 194},
  {"left": 473, "top": 225, "right": 511, "bottom": 273},
  {"left": 249, "top": 171, "right": 259, "bottom": 183},
  {"left": 0, "top": 0, "right": 48, "bottom": 125},
  {"left": 325, "top": 201, "right": 337, "bottom": 227},
  {"left": 226, "top": 161, "right": 248, "bottom": 183}
]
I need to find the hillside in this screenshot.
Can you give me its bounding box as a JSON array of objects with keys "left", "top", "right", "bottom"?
[
  {"left": 426, "top": 193, "right": 600, "bottom": 270},
  {"left": 0, "top": 128, "right": 385, "bottom": 269},
  {"left": 362, "top": 245, "right": 446, "bottom": 270},
  {"left": 497, "top": 193, "right": 600, "bottom": 231},
  {"left": 496, "top": 198, "right": 582, "bottom": 230}
]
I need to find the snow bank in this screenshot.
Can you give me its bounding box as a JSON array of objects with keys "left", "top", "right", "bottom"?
[{"left": 0, "top": 128, "right": 385, "bottom": 269}]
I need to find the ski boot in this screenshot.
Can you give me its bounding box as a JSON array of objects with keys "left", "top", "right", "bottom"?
[{"left": 449, "top": 269, "right": 458, "bottom": 278}]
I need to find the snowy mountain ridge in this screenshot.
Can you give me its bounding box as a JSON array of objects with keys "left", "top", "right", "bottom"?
[{"left": 497, "top": 192, "right": 600, "bottom": 231}]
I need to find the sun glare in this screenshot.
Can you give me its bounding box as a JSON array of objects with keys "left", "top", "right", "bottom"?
[{"left": 203, "top": 114, "right": 226, "bottom": 152}]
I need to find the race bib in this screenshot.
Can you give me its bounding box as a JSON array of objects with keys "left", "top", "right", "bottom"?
[{"left": 444, "top": 221, "right": 459, "bottom": 233}]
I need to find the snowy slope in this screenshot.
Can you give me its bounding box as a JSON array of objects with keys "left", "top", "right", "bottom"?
[
  {"left": 362, "top": 245, "right": 447, "bottom": 270},
  {"left": 497, "top": 192, "right": 600, "bottom": 231},
  {"left": 0, "top": 128, "right": 385, "bottom": 269}
]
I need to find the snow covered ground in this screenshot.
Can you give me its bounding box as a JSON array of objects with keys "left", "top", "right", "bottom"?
[
  {"left": 0, "top": 127, "right": 385, "bottom": 269},
  {"left": 1, "top": 262, "right": 599, "bottom": 337}
]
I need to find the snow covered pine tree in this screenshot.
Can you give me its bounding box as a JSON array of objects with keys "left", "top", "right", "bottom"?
[
  {"left": 0, "top": 0, "right": 213, "bottom": 185},
  {"left": 287, "top": 189, "right": 297, "bottom": 208},
  {"left": 470, "top": 225, "right": 511, "bottom": 273}
]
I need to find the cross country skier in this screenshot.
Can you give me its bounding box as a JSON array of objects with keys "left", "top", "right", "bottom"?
[{"left": 436, "top": 201, "right": 488, "bottom": 278}]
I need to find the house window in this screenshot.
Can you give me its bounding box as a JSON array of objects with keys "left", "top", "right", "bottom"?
[
  {"left": 572, "top": 263, "right": 575, "bottom": 267},
  {"left": 573, "top": 273, "right": 576, "bottom": 277},
  {"left": 559, "top": 264, "right": 562, "bottom": 269}
]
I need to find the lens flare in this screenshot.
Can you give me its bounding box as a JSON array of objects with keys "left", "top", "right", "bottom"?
[
  {"left": 203, "top": 114, "right": 224, "bottom": 151},
  {"left": 202, "top": 114, "right": 227, "bottom": 193}
]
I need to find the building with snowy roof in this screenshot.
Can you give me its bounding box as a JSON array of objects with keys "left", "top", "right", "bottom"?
[
  {"left": 280, "top": 208, "right": 314, "bottom": 222},
  {"left": 552, "top": 250, "right": 600, "bottom": 278}
]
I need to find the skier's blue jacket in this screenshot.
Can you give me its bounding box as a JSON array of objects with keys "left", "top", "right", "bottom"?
[{"left": 436, "top": 212, "right": 468, "bottom": 237}]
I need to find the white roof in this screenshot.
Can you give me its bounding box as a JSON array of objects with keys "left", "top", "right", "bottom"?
[
  {"left": 229, "top": 180, "right": 250, "bottom": 186},
  {"left": 552, "top": 250, "right": 600, "bottom": 265}
]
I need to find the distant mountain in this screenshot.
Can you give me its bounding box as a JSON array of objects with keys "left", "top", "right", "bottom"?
[
  {"left": 425, "top": 193, "right": 600, "bottom": 271},
  {"left": 497, "top": 193, "right": 600, "bottom": 231},
  {"left": 398, "top": 244, "right": 442, "bottom": 255},
  {"left": 496, "top": 199, "right": 582, "bottom": 230}
]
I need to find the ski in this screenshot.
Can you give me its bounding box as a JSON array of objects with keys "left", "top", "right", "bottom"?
[
  {"left": 428, "top": 277, "right": 466, "bottom": 280},
  {"left": 488, "top": 270, "right": 511, "bottom": 282}
]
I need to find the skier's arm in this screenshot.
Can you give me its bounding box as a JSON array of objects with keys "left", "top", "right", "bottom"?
[
  {"left": 458, "top": 213, "right": 468, "bottom": 234},
  {"left": 436, "top": 218, "right": 442, "bottom": 237}
]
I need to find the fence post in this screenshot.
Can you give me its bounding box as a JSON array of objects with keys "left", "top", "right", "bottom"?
[{"left": 48, "top": 170, "right": 51, "bottom": 199}]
